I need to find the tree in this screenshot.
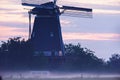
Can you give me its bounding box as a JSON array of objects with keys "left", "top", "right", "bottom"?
[
  {"left": 107, "top": 54, "right": 120, "bottom": 72},
  {"left": 0, "top": 37, "right": 33, "bottom": 69},
  {"left": 1, "top": 38, "right": 114, "bottom": 72},
  {"left": 63, "top": 43, "right": 105, "bottom": 71}
]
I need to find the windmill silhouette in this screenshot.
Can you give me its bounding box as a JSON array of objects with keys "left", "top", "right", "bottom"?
[{"left": 21, "top": 0, "right": 92, "bottom": 56}]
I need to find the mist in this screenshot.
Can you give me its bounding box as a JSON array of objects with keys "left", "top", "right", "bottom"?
[{"left": 0, "top": 71, "right": 120, "bottom": 80}]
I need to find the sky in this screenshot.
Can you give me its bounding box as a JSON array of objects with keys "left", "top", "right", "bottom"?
[{"left": 0, "top": 0, "right": 120, "bottom": 60}]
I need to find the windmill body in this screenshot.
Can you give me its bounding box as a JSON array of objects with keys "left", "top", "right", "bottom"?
[
  {"left": 21, "top": 0, "right": 92, "bottom": 56},
  {"left": 31, "top": 2, "right": 64, "bottom": 56}
]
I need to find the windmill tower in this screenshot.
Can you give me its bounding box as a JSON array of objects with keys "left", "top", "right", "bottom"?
[{"left": 21, "top": 0, "right": 92, "bottom": 56}]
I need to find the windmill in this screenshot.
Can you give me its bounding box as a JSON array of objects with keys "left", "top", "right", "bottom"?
[{"left": 21, "top": 0, "right": 92, "bottom": 56}]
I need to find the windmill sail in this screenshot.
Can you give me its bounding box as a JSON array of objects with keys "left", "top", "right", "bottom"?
[
  {"left": 62, "top": 10, "right": 92, "bottom": 18},
  {"left": 21, "top": 0, "right": 51, "bottom": 7},
  {"left": 60, "top": 6, "right": 92, "bottom": 18}
]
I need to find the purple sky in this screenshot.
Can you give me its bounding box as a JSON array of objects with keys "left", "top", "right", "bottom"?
[{"left": 0, "top": 0, "right": 120, "bottom": 60}]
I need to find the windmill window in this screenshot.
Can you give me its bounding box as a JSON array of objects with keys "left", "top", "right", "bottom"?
[
  {"left": 59, "top": 51, "right": 62, "bottom": 56},
  {"left": 32, "top": 32, "right": 35, "bottom": 38},
  {"left": 50, "top": 32, "right": 54, "bottom": 37},
  {"left": 44, "top": 51, "right": 52, "bottom": 56}
]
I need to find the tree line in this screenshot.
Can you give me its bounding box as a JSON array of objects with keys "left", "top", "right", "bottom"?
[{"left": 0, "top": 37, "right": 120, "bottom": 73}]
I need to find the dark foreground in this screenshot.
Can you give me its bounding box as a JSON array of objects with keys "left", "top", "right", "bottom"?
[{"left": 1, "top": 71, "right": 120, "bottom": 80}]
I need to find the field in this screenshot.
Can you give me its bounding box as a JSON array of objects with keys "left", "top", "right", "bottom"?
[
  {"left": 1, "top": 71, "right": 120, "bottom": 80},
  {"left": 3, "top": 77, "right": 120, "bottom": 80}
]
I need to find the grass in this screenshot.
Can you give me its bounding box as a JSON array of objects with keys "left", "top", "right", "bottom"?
[{"left": 4, "top": 77, "right": 120, "bottom": 80}]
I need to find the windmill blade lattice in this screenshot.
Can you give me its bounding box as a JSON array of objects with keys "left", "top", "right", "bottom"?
[
  {"left": 28, "top": 10, "right": 32, "bottom": 39},
  {"left": 60, "top": 6, "right": 92, "bottom": 18},
  {"left": 21, "top": 0, "right": 51, "bottom": 7},
  {"left": 61, "top": 10, "right": 92, "bottom": 18}
]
